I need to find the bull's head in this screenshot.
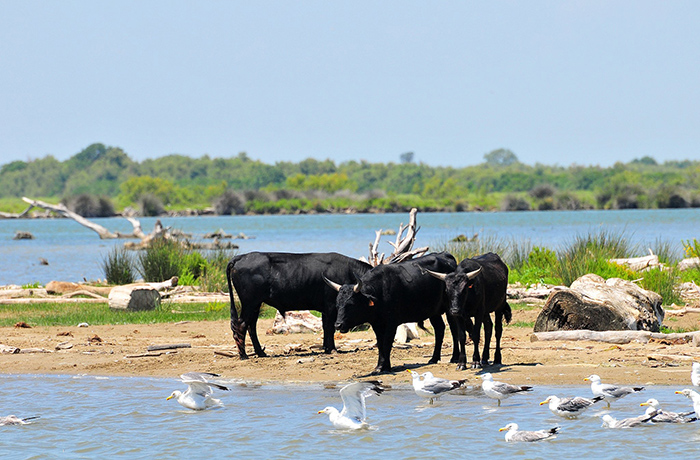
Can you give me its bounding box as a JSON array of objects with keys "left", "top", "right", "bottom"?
[
  {"left": 324, "top": 276, "right": 374, "bottom": 333},
  {"left": 424, "top": 266, "right": 481, "bottom": 317}
]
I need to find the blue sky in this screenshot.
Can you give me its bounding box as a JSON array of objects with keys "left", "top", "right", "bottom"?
[{"left": 1, "top": 1, "right": 698, "bottom": 167}]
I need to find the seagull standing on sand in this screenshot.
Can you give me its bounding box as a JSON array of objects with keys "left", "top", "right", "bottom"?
[
  {"left": 540, "top": 395, "right": 604, "bottom": 418},
  {"left": 640, "top": 398, "right": 696, "bottom": 423},
  {"left": 0, "top": 415, "right": 39, "bottom": 426},
  {"left": 691, "top": 362, "right": 700, "bottom": 388},
  {"left": 601, "top": 410, "right": 657, "bottom": 428},
  {"left": 498, "top": 423, "right": 559, "bottom": 442},
  {"left": 584, "top": 374, "right": 644, "bottom": 407},
  {"left": 675, "top": 389, "right": 700, "bottom": 419},
  {"left": 166, "top": 372, "right": 230, "bottom": 410},
  {"left": 480, "top": 373, "right": 533, "bottom": 406},
  {"left": 407, "top": 370, "right": 467, "bottom": 404},
  {"left": 318, "top": 381, "right": 383, "bottom": 430}
]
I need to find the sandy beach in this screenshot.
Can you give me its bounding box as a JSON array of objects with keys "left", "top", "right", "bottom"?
[{"left": 2, "top": 306, "right": 699, "bottom": 387}]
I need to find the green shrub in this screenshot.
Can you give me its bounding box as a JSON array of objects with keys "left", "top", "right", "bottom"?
[
  {"left": 683, "top": 238, "right": 700, "bottom": 258},
  {"left": 640, "top": 267, "right": 681, "bottom": 305},
  {"left": 136, "top": 237, "right": 183, "bottom": 282},
  {"left": 102, "top": 245, "right": 135, "bottom": 284}
]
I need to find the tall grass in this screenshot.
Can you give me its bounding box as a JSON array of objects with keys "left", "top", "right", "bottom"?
[{"left": 101, "top": 245, "right": 135, "bottom": 285}]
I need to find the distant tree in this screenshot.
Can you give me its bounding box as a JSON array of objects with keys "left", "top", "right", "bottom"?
[
  {"left": 400, "top": 152, "right": 415, "bottom": 164},
  {"left": 484, "top": 148, "right": 519, "bottom": 166},
  {"left": 631, "top": 156, "right": 657, "bottom": 166}
]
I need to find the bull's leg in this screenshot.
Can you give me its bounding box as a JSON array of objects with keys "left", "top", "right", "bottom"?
[
  {"left": 244, "top": 306, "right": 268, "bottom": 358},
  {"left": 321, "top": 310, "right": 337, "bottom": 354},
  {"left": 481, "top": 313, "right": 493, "bottom": 366},
  {"left": 493, "top": 310, "right": 504, "bottom": 365},
  {"left": 428, "top": 315, "right": 445, "bottom": 364},
  {"left": 470, "top": 316, "right": 482, "bottom": 368},
  {"left": 372, "top": 327, "right": 395, "bottom": 375},
  {"left": 445, "top": 315, "right": 467, "bottom": 370}
]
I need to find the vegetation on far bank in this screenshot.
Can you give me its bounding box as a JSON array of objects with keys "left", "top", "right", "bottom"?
[{"left": 2, "top": 143, "right": 700, "bottom": 216}]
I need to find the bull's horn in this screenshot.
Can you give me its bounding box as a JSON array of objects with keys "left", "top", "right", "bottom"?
[
  {"left": 352, "top": 282, "right": 361, "bottom": 293},
  {"left": 323, "top": 276, "right": 342, "bottom": 292},
  {"left": 466, "top": 267, "right": 482, "bottom": 280},
  {"left": 424, "top": 269, "right": 448, "bottom": 281}
]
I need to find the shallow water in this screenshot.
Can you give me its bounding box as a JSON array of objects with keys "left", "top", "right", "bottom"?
[
  {"left": 2, "top": 208, "right": 700, "bottom": 285},
  {"left": 1, "top": 374, "right": 698, "bottom": 459}
]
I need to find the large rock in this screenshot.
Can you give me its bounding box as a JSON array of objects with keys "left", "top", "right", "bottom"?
[
  {"left": 108, "top": 286, "right": 161, "bottom": 311},
  {"left": 534, "top": 274, "right": 664, "bottom": 333}
]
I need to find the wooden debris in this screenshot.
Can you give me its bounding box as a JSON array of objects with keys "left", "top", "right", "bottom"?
[
  {"left": 531, "top": 329, "right": 700, "bottom": 345},
  {"left": 147, "top": 343, "right": 191, "bottom": 351},
  {"left": 14, "top": 321, "right": 31, "bottom": 328},
  {"left": 0, "top": 345, "right": 20, "bottom": 354},
  {"left": 125, "top": 352, "right": 164, "bottom": 358},
  {"left": 214, "top": 350, "right": 236, "bottom": 358}
]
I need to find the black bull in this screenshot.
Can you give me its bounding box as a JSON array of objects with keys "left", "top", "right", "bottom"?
[
  {"left": 425, "top": 252, "right": 512, "bottom": 369},
  {"left": 226, "top": 252, "right": 371, "bottom": 359},
  {"left": 326, "top": 252, "right": 460, "bottom": 375}
]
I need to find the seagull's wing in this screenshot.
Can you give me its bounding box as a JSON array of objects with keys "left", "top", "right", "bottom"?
[
  {"left": 512, "top": 428, "right": 558, "bottom": 442},
  {"left": 339, "top": 382, "right": 381, "bottom": 422},
  {"left": 492, "top": 381, "right": 530, "bottom": 395},
  {"left": 180, "top": 373, "right": 229, "bottom": 392},
  {"left": 422, "top": 378, "right": 458, "bottom": 395},
  {"left": 558, "top": 397, "right": 594, "bottom": 412}
]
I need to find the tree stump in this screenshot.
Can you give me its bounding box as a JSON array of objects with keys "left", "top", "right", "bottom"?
[
  {"left": 108, "top": 286, "right": 161, "bottom": 311},
  {"left": 534, "top": 274, "right": 664, "bottom": 333}
]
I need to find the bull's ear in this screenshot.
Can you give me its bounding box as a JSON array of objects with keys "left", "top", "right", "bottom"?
[{"left": 322, "top": 275, "right": 342, "bottom": 292}]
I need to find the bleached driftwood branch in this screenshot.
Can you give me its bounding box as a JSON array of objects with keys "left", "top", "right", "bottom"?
[
  {"left": 361, "top": 208, "right": 427, "bottom": 267},
  {"left": 530, "top": 329, "right": 700, "bottom": 345}
]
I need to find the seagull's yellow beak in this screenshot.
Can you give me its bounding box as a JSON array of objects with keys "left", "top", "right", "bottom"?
[
  {"left": 583, "top": 377, "right": 590, "bottom": 381},
  {"left": 539, "top": 400, "right": 548, "bottom": 405},
  {"left": 640, "top": 402, "right": 649, "bottom": 406},
  {"left": 675, "top": 391, "right": 683, "bottom": 394},
  {"left": 317, "top": 410, "right": 325, "bottom": 414},
  {"left": 166, "top": 395, "right": 174, "bottom": 400},
  {"left": 498, "top": 427, "right": 508, "bottom": 432}
]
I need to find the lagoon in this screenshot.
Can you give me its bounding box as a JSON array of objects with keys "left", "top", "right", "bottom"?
[{"left": 2, "top": 208, "right": 700, "bottom": 286}]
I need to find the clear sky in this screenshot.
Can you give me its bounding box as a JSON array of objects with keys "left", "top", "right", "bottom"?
[{"left": 1, "top": 1, "right": 698, "bottom": 168}]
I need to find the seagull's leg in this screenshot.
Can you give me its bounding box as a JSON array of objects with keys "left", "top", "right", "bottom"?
[{"left": 497, "top": 399, "right": 501, "bottom": 407}]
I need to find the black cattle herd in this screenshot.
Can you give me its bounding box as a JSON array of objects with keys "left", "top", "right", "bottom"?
[{"left": 226, "top": 250, "right": 510, "bottom": 375}]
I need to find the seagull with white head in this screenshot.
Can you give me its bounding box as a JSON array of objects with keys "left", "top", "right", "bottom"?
[
  {"left": 675, "top": 388, "right": 700, "bottom": 419},
  {"left": 540, "top": 395, "right": 604, "bottom": 418},
  {"left": 640, "top": 398, "right": 696, "bottom": 423},
  {"left": 584, "top": 374, "right": 644, "bottom": 407},
  {"left": 166, "top": 372, "right": 230, "bottom": 410},
  {"left": 480, "top": 373, "right": 532, "bottom": 406},
  {"left": 499, "top": 423, "right": 559, "bottom": 442},
  {"left": 407, "top": 370, "right": 466, "bottom": 404},
  {"left": 318, "top": 381, "right": 383, "bottom": 430}
]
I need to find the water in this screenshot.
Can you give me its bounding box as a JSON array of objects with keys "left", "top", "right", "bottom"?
[
  {"left": 1, "top": 374, "right": 698, "bottom": 459},
  {"left": 2, "top": 209, "right": 700, "bottom": 286}
]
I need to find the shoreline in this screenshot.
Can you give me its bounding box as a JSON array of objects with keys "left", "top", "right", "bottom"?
[{"left": 2, "top": 314, "right": 699, "bottom": 388}]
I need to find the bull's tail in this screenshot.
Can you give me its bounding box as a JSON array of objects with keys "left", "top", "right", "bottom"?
[
  {"left": 226, "top": 256, "right": 247, "bottom": 357},
  {"left": 502, "top": 302, "right": 512, "bottom": 324}
]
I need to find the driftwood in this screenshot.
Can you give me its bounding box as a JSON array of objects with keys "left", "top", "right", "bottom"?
[
  {"left": 46, "top": 281, "right": 111, "bottom": 296},
  {"left": 108, "top": 277, "right": 178, "bottom": 311},
  {"left": 363, "top": 208, "right": 428, "bottom": 266},
  {"left": 534, "top": 274, "right": 664, "bottom": 333},
  {"left": 146, "top": 343, "right": 191, "bottom": 351},
  {"left": 609, "top": 249, "right": 661, "bottom": 272},
  {"left": 531, "top": 329, "right": 700, "bottom": 345},
  {"left": 678, "top": 257, "right": 700, "bottom": 271},
  {"left": 268, "top": 311, "right": 323, "bottom": 334}
]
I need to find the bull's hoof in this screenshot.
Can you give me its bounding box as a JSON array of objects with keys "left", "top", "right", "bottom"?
[
  {"left": 256, "top": 351, "right": 268, "bottom": 358},
  {"left": 471, "top": 362, "right": 483, "bottom": 369},
  {"left": 239, "top": 354, "right": 249, "bottom": 360},
  {"left": 456, "top": 363, "right": 467, "bottom": 371},
  {"left": 449, "top": 356, "right": 459, "bottom": 364},
  {"left": 371, "top": 367, "right": 390, "bottom": 375},
  {"left": 324, "top": 348, "right": 338, "bottom": 355},
  {"left": 427, "top": 358, "right": 440, "bottom": 365}
]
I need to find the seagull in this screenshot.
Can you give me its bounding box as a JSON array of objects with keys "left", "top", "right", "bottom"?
[
  {"left": 166, "top": 372, "right": 230, "bottom": 410},
  {"left": 692, "top": 362, "right": 700, "bottom": 388},
  {"left": 498, "top": 423, "right": 559, "bottom": 442},
  {"left": 0, "top": 415, "right": 39, "bottom": 426},
  {"left": 318, "top": 381, "right": 383, "bottom": 430},
  {"left": 407, "top": 370, "right": 467, "bottom": 404},
  {"left": 480, "top": 373, "right": 533, "bottom": 406},
  {"left": 640, "top": 398, "right": 696, "bottom": 423},
  {"left": 584, "top": 374, "right": 644, "bottom": 407},
  {"left": 540, "top": 395, "right": 604, "bottom": 418},
  {"left": 601, "top": 410, "right": 658, "bottom": 428},
  {"left": 675, "top": 389, "right": 700, "bottom": 419}
]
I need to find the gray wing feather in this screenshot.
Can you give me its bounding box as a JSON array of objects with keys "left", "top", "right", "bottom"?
[
  {"left": 559, "top": 397, "right": 593, "bottom": 412},
  {"left": 339, "top": 382, "right": 380, "bottom": 422}
]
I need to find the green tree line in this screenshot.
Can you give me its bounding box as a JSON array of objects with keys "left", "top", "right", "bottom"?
[{"left": 2, "top": 143, "right": 699, "bottom": 216}]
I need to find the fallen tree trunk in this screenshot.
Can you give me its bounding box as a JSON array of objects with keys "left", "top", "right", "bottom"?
[
  {"left": 108, "top": 277, "right": 178, "bottom": 311},
  {"left": 609, "top": 249, "right": 660, "bottom": 272}
]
